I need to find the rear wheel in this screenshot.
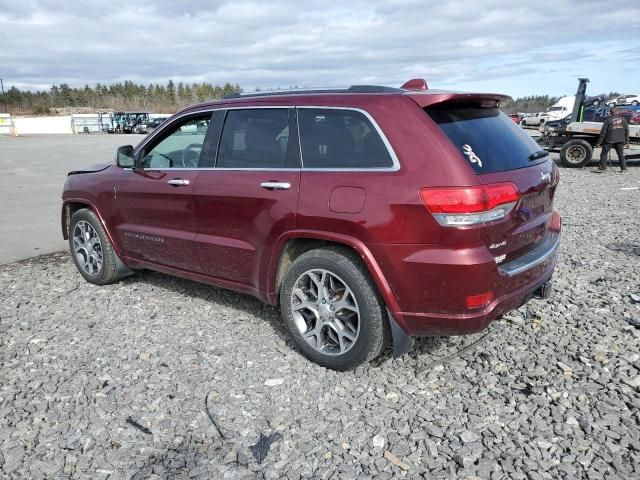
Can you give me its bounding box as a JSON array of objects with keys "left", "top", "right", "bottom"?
[
  {"left": 69, "top": 208, "right": 120, "bottom": 285},
  {"left": 280, "top": 247, "right": 386, "bottom": 370},
  {"left": 560, "top": 139, "right": 593, "bottom": 168},
  {"left": 632, "top": 100, "right": 639, "bottom": 106}
]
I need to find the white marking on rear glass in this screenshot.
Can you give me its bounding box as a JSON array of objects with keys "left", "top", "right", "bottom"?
[{"left": 462, "top": 144, "right": 483, "bottom": 168}]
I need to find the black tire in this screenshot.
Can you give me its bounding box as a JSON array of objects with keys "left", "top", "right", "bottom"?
[
  {"left": 280, "top": 247, "right": 386, "bottom": 370},
  {"left": 69, "top": 208, "right": 120, "bottom": 285},
  {"left": 560, "top": 139, "right": 593, "bottom": 168},
  {"left": 632, "top": 101, "right": 639, "bottom": 106}
]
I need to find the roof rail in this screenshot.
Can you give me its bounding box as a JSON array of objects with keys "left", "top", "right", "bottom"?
[
  {"left": 222, "top": 85, "right": 402, "bottom": 99},
  {"left": 347, "top": 85, "right": 403, "bottom": 93}
]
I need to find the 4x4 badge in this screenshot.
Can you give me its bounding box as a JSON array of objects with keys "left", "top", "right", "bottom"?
[{"left": 462, "top": 144, "right": 483, "bottom": 168}]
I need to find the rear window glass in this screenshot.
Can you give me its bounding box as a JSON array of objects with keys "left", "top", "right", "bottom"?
[
  {"left": 298, "top": 108, "right": 393, "bottom": 169},
  {"left": 426, "top": 106, "right": 547, "bottom": 173}
]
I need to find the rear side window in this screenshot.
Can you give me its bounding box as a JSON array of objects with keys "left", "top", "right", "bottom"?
[
  {"left": 426, "top": 106, "right": 546, "bottom": 174},
  {"left": 298, "top": 108, "right": 393, "bottom": 169},
  {"left": 217, "top": 109, "right": 291, "bottom": 168}
]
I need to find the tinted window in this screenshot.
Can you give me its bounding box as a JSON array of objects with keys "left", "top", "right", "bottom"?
[
  {"left": 217, "top": 109, "right": 291, "bottom": 168},
  {"left": 426, "top": 106, "right": 546, "bottom": 174},
  {"left": 141, "top": 115, "right": 211, "bottom": 168},
  {"left": 298, "top": 109, "right": 393, "bottom": 169}
]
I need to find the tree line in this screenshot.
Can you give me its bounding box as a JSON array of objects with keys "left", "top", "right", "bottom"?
[
  {"left": 502, "top": 92, "right": 621, "bottom": 114},
  {"left": 1, "top": 80, "right": 243, "bottom": 114},
  {"left": 1, "top": 81, "right": 623, "bottom": 116}
]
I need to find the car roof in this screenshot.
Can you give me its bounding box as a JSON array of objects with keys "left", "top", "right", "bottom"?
[{"left": 176, "top": 83, "right": 511, "bottom": 115}]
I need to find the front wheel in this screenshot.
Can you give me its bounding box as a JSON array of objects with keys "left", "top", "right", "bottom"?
[
  {"left": 280, "top": 247, "right": 387, "bottom": 370},
  {"left": 69, "top": 208, "right": 120, "bottom": 285},
  {"left": 632, "top": 100, "right": 639, "bottom": 106},
  {"left": 560, "top": 139, "right": 593, "bottom": 168}
]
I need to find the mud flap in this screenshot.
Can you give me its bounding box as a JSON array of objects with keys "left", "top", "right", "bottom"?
[
  {"left": 114, "top": 252, "right": 135, "bottom": 278},
  {"left": 387, "top": 309, "right": 414, "bottom": 358}
]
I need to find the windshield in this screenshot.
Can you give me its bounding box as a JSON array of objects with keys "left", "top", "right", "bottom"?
[{"left": 426, "top": 105, "right": 546, "bottom": 174}]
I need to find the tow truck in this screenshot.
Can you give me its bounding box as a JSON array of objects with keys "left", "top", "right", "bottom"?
[{"left": 538, "top": 78, "right": 640, "bottom": 167}]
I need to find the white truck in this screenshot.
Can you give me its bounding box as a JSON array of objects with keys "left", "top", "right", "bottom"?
[{"left": 538, "top": 96, "right": 576, "bottom": 129}]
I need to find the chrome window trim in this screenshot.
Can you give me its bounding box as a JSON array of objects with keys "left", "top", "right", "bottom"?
[{"left": 133, "top": 105, "right": 401, "bottom": 173}]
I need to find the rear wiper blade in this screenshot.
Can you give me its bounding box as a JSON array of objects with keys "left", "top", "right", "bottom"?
[{"left": 528, "top": 150, "right": 549, "bottom": 161}]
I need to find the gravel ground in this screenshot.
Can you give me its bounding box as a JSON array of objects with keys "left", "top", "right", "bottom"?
[{"left": 1, "top": 166, "right": 639, "bottom": 480}]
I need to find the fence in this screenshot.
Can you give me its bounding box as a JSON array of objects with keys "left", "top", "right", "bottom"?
[
  {"left": 5, "top": 113, "right": 172, "bottom": 135},
  {"left": 71, "top": 114, "right": 112, "bottom": 134},
  {"left": 12, "top": 116, "right": 73, "bottom": 135},
  {"left": 0, "top": 113, "right": 12, "bottom": 135}
]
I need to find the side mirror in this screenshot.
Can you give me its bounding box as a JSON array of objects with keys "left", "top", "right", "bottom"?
[{"left": 116, "top": 145, "right": 135, "bottom": 168}]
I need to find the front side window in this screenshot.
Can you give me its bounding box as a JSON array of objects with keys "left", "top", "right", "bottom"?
[
  {"left": 217, "top": 109, "right": 291, "bottom": 168},
  {"left": 140, "top": 115, "right": 211, "bottom": 169},
  {"left": 297, "top": 108, "right": 393, "bottom": 169}
]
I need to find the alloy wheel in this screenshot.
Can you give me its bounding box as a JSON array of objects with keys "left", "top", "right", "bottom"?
[
  {"left": 72, "top": 220, "right": 103, "bottom": 275},
  {"left": 290, "top": 269, "right": 360, "bottom": 355}
]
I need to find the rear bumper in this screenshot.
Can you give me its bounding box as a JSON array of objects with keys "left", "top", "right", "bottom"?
[
  {"left": 396, "top": 256, "right": 556, "bottom": 336},
  {"left": 370, "top": 219, "right": 561, "bottom": 337}
]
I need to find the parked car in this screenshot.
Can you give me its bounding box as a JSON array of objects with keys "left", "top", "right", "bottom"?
[
  {"left": 522, "top": 112, "right": 544, "bottom": 127},
  {"left": 608, "top": 94, "right": 640, "bottom": 107},
  {"left": 507, "top": 113, "right": 521, "bottom": 124},
  {"left": 617, "top": 108, "right": 640, "bottom": 125},
  {"left": 61, "top": 80, "right": 561, "bottom": 370},
  {"left": 137, "top": 117, "right": 167, "bottom": 134}
]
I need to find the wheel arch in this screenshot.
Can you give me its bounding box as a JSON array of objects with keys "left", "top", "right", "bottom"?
[
  {"left": 62, "top": 198, "right": 123, "bottom": 257},
  {"left": 266, "top": 230, "right": 402, "bottom": 317}
]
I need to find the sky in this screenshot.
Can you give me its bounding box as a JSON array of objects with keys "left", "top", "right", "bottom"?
[{"left": 1, "top": 0, "right": 639, "bottom": 98}]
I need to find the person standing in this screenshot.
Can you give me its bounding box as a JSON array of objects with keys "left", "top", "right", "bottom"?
[{"left": 595, "top": 107, "right": 629, "bottom": 172}]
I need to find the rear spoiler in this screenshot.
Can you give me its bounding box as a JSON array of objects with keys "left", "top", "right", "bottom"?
[{"left": 405, "top": 91, "right": 511, "bottom": 109}]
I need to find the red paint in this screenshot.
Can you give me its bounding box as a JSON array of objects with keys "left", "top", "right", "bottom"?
[
  {"left": 329, "top": 187, "right": 366, "bottom": 213},
  {"left": 401, "top": 78, "right": 428, "bottom": 90},
  {"left": 62, "top": 87, "right": 560, "bottom": 338}
]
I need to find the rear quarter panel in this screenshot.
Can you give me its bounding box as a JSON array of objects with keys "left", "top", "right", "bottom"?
[{"left": 296, "top": 95, "right": 478, "bottom": 245}]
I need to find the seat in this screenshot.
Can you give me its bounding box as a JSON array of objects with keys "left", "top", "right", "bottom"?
[{"left": 242, "top": 123, "right": 283, "bottom": 167}]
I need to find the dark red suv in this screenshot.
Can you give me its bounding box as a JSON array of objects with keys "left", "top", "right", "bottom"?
[{"left": 62, "top": 79, "right": 561, "bottom": 370}]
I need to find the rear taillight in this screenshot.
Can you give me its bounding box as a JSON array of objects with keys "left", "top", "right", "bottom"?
[
  {"left": 465, "top": 292, "right": 494, "bottom": 309},
  {"left": 551, "top": 162, "right": 560, "bottom": 186},
  {"left": 420, "top": 183, "right": 520, "bottom": 226}
]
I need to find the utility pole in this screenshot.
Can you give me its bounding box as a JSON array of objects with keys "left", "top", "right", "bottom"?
[{"left": 0, "top": 79, "right": 7, "bottom": 113}]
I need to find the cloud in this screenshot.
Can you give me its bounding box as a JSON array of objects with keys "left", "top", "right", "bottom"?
[{"left": 1, "top": 0, "right": 639, "bottom": 96}]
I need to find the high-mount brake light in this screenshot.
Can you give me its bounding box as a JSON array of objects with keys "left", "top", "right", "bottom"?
[{"left": 419, "top": 183, "right": 520, "bottom": 226}]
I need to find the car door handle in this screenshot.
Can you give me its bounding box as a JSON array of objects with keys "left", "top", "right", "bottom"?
[
  {"left": 167, "top": 179, "right": 190, "bottom": 186},
  {"left": 260, "top": 181, "right": 291, "bottom": 190}
]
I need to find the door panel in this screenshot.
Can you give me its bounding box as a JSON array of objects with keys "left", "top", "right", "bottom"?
[
  {"left": 194, "top": 171, "right": 300, "bottom": 287},
  {"left": 111, "top": 111, "right": 217, "bottom": 271},
  {"left": 113, "top": 169, "right": 200, "bottom": 270},
  {"left": 193, "top": 107, "right": 301, "bottom": 291}
]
